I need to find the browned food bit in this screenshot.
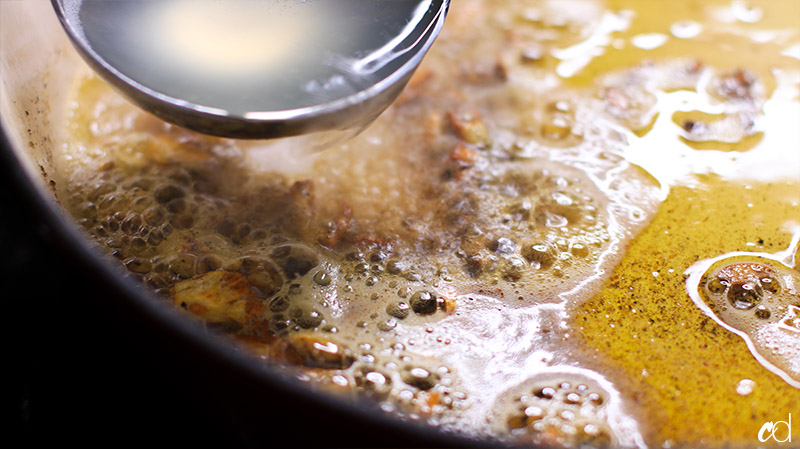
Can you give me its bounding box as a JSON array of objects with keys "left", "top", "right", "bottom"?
[
  {"left": 233, "top": 335, "right": 301, "bottom": 365},
  {"left": 459, "top": 58, "right": 509, "bottom": 85},
  {"left": 708, "top": 69, "right": 759, "bottom": 102},
  {"left": 440, "top": 295, "right": 458, "bottom": 313},
  {"left": 446, "top": 143, "right": 480, "bottom": 180},
  {"left": 318, "top": 204, "right": 354, "bottom": 249},
  {"left": 286, "top": 333, "right": 355, "bottom": 369},
  {"left": 171, "top": 270, "right": 260, "bottom": 328},
  {"left": 446, "top": 109, "right": 491, "bottom": 145},
  {"left": 448, "top": 143, "right": 479, "bottom": 166}
]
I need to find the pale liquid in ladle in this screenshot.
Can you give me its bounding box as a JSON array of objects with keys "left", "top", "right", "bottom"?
[{"left": 66, "top": 0, "right": 433, "bottom": 115}]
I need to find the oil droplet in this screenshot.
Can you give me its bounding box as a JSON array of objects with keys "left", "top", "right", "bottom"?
[
  {"left": 670, "top": 21, "right": 702, "bottom": 39},
  {"left": 631, "top": 33, "right": 668, "bottom": 50},
  {"left": 735, "top": 378, "right": 755, "bottom": 396},
  {"left": 732, "top": 0, "right": 763, "bottom": 23}
]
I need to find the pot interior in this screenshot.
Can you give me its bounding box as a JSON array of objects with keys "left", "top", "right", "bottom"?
[{"left": 4, "top": 1, "right": 800, "bottom": 448}]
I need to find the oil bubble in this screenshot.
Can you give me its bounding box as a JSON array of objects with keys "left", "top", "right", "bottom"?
[
  {"left": 401, "top": 366, "right": 439, "bottom": 391},
  {"left": 491, "top": 369, "right": 637, "bottom": 447},
  {"left": 386, "top": 302, "right": 410, "bottom": 319},
  {"left": 410, "top": 291, "right": 437, "bottom": 315},
  {"left": 355, "top": 367, "right": 393, "bottom": 396},
  {"left": 313, "top": 270, "right": 332, "bottom": 286},
  {"left": 754, "top": 305, "right": 771, "bottom": 320},
  {"left": 271, "top": 244, "right": 319, "bottom": 278},
  {"left": 377, "top": 319, "right": 398, "bottom": 332},
  {"left": 290, "top": 307, "right": 325, "bottom": 329},
  {"left": 522, "top": 243, "right": 555, "bottom": 269},
  {"left": 269, "top": 296, "right": 291, "bottom": 313},
  {"left": 727, "top": 282, "right": 762, "bottom": 310},
  {"left": 688, "top": 253, "right": 800, "bottom": 387}
]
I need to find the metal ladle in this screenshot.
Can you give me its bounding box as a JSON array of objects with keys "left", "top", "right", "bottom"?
[{"left": 52, "top": 0, "right": 449, "bottom": 139}]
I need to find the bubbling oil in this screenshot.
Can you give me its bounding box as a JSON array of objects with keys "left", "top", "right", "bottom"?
[
  {"left": 60, "top": 68, "right": 660, "bottom": 445},
  {"left": 686, "top": 242, "right": 800, "bottom": 388},
  {"left": 57, "top": 0, "right": 800, "bottom": 447}
]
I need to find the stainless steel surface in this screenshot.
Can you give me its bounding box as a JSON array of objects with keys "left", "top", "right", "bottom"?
[{"left": 51, "top": 0, "right": 449, "bottom": 139}]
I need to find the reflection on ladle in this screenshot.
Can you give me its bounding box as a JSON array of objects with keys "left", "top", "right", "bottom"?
[{"left": 52, "top": 0, "right": 449, "bottom": 139}]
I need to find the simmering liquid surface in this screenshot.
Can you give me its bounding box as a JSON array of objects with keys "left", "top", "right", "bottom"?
[{"left": 57, "top": 1, "right": 799, "bottom": 447}]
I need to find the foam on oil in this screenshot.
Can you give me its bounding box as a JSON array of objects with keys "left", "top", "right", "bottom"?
[{"left": 56, "top": 0, "right": 800, "bottom": 447}]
